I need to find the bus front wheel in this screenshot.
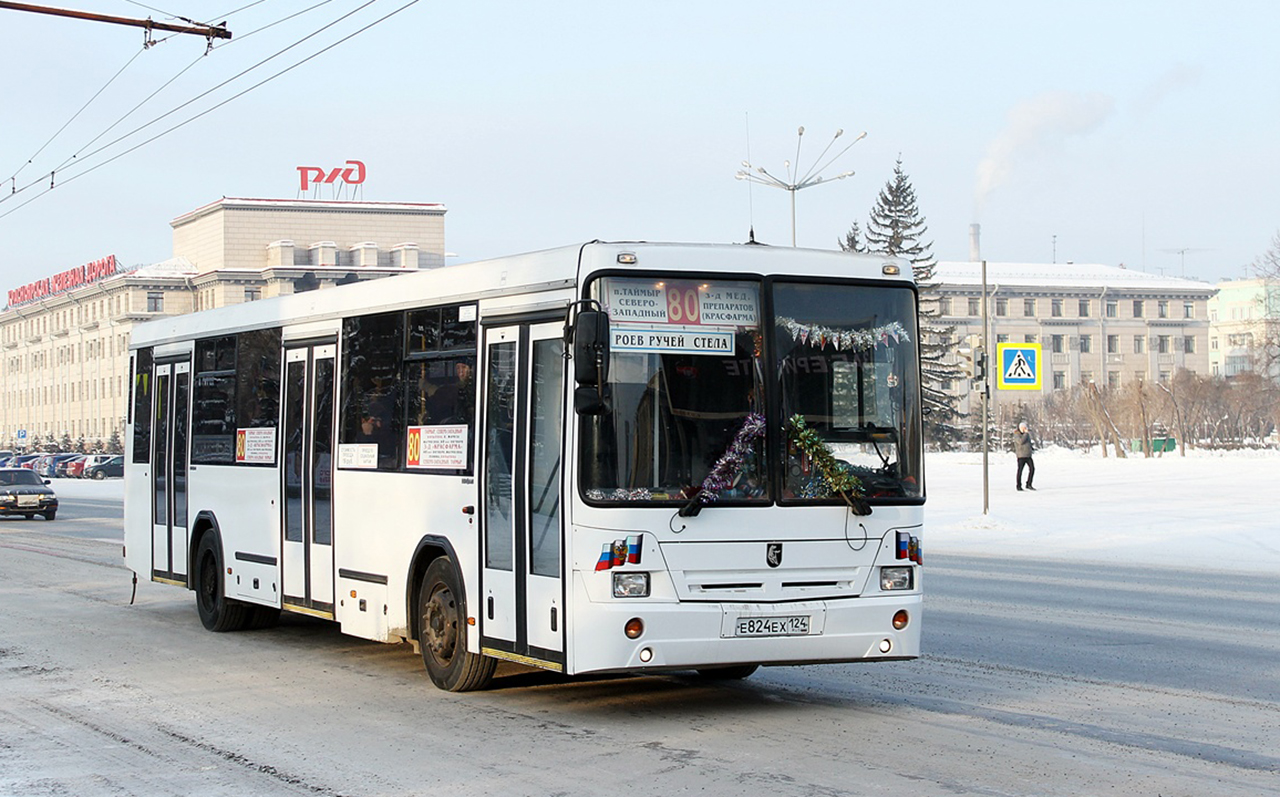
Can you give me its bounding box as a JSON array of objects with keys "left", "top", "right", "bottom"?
[
  {"left": 194, "top": 534, "right": 249, "bottom": 632},
  {"left": 417, "top": 557, "right": 495, "bottom": 692}
]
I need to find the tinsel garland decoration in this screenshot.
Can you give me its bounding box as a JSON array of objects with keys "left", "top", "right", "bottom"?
[
  {"left": 696, "top": 412, "right": 766, "bottom": 503},
  {"left": 776, "top": 318, "right": 909, "bottom": 352},
  {"left": 586, "top": 487, "right": 653, "bottom": 502},
  {"left": 786, "top": 414, "right": 870, "bottom": 515}
]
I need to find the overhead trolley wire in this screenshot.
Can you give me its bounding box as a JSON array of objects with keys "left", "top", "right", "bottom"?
[
  {"left": 44, "top": 0, "right": 336, "bottom": 180},
  {"left": 0, "top": 0, "right": 421, "bottom": 221},
  {"left": 4, "top": 46, "right": 145, "bottom": 194},
  {"left": 1, "top": 0, "right": 353, "bottom": 208}
]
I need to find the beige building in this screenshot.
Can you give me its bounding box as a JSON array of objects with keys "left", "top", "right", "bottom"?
[
  {"left": 1207, "top": 277, "right": 1280, "bottom": 379},
  {"left": 1, "top": 198, "right": 446, "bottom": 451},
  {"left": 934, "top": 261, "right": 1216, "bottom": 413}
]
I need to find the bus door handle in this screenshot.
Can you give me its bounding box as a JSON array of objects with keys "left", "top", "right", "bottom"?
[{"left": 462, "top": 506, "right": 475, "bottom": 515}]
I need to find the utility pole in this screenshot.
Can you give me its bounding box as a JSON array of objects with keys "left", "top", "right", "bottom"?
[
  {"left": 981, "top": 259, "right": 990, "bottom": 514},
  {"left": 0, "top": 1, "right": 231, "bottom": 41}
]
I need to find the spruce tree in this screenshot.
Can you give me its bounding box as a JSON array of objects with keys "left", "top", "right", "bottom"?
[{"left": 842, "top": 157, "right": 963, "bottom": 447}]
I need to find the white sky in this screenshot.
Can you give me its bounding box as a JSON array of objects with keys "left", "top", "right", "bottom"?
[{"left": 2, "top": 1, "right": 1278, "bottom": 288}]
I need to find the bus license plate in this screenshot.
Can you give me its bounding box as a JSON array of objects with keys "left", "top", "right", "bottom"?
[{"left": 734, "top": 615, "right": 810, "bottom": 637}]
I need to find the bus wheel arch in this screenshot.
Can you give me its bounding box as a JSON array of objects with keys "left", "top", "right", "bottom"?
[{"left": 407, "top": 539, "right": 495, "bottom": 691}]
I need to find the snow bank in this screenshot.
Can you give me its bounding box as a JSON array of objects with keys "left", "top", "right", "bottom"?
[{"left": 925, "top": 447, "right": 1280, "bottom": 573}]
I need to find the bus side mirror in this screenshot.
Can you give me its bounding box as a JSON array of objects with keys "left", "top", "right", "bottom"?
[{"left": 573, "top": 310, "right": 610, "bottom": 415}]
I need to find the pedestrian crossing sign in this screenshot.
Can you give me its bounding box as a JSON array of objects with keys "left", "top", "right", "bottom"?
[{"left": 996, "top": 343, "right": 1041, "bottom": 391}]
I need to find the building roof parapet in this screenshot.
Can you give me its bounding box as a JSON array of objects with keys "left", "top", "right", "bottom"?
[
  {"left": 170, "top": 197, "right": 447, "bottom": 228},
  {"left": 936, "top": 261, "right": 1217, "bottom": 294}
]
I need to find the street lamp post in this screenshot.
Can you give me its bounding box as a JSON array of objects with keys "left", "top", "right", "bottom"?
[{"left": 736, "top": 126, "right": 866, "bottom": 246}]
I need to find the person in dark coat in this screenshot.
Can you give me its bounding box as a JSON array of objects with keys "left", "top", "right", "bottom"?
[{"left": 1014, "top": 421, "right": 1036, "bottom": 491}]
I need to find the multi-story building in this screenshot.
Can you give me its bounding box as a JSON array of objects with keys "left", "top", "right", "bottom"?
[
  {"left": 933, "top": 261, "right": 1216, "bottom": 413},
  {"left": 0, "top": 198, "right": 446, "bottom": 451},
  {"left": 1207, "top": 277, "right": 1280, "bottom": 379}
]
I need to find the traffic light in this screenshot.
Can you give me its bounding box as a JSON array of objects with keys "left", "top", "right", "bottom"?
[{"left": 958, "top": 343, "right": 987, "bottom": 381}]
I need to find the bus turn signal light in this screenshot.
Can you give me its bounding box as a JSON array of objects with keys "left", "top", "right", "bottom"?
[
  {"left": 892, "top": 610, "right": 910, "bottom": 630},
  {"left": 625, "top": 618, "right": 644, "bottom": 639}
]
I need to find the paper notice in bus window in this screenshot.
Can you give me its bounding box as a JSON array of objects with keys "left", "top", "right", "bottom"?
[
  {"left": 338, "top": 443, "right": 379, "bottom": 469},
  {"left": 610, "top": 324, "right": 735, "bottom": 356},
  {"left": 406, "top": 425, "right": 469, "bottom": 470},
  {"left": 235, "top": 427, "right": 276, "bottom": 464}
]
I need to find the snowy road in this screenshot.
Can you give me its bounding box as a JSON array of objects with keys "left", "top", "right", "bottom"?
[{"left": 3, "top": 503, "right": 1277, "bottom": 796}]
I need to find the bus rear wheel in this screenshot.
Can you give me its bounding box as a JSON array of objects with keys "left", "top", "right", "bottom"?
[
  {"left": 418, "top": 557, "right": 495, "bottom": 692},
  {"left": 194, "top": 534, "right": 249, "bottom": 632}
]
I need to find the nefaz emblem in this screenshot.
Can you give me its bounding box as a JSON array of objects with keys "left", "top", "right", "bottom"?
[{"left": 766, "top": 542, "right": 783, "bottom": 568}]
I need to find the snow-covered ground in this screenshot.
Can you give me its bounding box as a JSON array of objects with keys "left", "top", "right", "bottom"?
[
  {"left": 925, "top": 447, "right": 1280, "bottom": 573},
  {"left": 49, "top": 447, "right": 1280, "bottom": 574}
]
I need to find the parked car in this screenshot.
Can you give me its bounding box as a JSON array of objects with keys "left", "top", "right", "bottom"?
[
  {"left": 37, "top": 453, "right": 79, "bottom": 478},
  {"left": 85, "top": 455, "right": 124, "bottom": 480},
  {"left": 74, "top": 454, "right": 116, "bottom": 478},
  {"left": 11, "top": 453, "right": 40, "bottom": 469},
  {"left": 59, "top": 455, "right": 87, "bottom": 478},
  {"left": 0, "top": 467, "right": 58, "bottom": 520}
]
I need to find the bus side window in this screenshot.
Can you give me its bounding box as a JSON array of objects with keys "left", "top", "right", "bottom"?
[
  {"left": 131, "top": 347, "right": 153, "bottom": 464},
  {"left": 340, "top": 311, "right": 404, "bottom": 470}
]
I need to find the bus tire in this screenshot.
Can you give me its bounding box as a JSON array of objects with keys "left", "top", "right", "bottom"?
[
  {"left": 418, "top": 556, "right": 495, "bottom": 692},
  {"left": 694, "top": 665, "right": 759, "bottom": 680},
  {"left": 194, "top": 533, "right": 249, "bottom": 632}
]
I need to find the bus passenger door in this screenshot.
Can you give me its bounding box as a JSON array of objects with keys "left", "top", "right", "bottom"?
[
  {"left": 281, "top": 343, "right": 337, "bottom": 617},
  {"left": 480, "top": 322, "right": 566, "bottom": 668},
  {"left": 151, "top": 358, "right": 190, "bottom": 584}
]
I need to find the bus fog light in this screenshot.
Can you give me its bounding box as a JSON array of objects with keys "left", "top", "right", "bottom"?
[
  {"left": 880, "top": 566, "right": 913, "bottom": 591},
  {"left": 892, "top": 610, "right": 910, "bottom": 630},
  {"left": 879, "top": 639, "right": 892, "bottom": 653},
  {"left": 639, "top": 647, "right": 653, "bottom": 662},
  {"left": 613, "top": 571, "right": 650, "bottom": 598},
  {"left": 624, "top": 618, "right": 645, "bottom": 639}
]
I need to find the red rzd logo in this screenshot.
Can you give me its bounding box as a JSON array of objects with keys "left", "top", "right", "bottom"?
[{"left": 297, "top": 160, "right": 366, "bottom": 191}]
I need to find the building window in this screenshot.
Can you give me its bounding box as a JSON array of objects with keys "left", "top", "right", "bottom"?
[
  {"left": 995, "top": 298, "right": 1008, "bottom": 316},
  {"left": 1024, "top": 298, "right": 1036, "bottom": 316},
  {"left": 1157, "top": 335, "right": 1171, "bottom": 354},
  {"left": 1079, "top": 334, "right": 1092, "bottom": 354},
  {"left": 1133, "top": 299, "right": 1144, "bottom": 318},
  {"left": 939, "top": 297, "right": 951, "bottom": 315},
  {"left": 245, "top": 287, "right": 262, "bottom": 302},
  {"left": 1078, "top": 299, "right": 1090, "bottom": 317},
  {"left": 1051, "top": 335, "right": 1064, "bottom": 353},
  {"left": 968, "top": 297, "right": 980, "bottom": 316},
  {"left": 1183, "top": 301, "right": 1194, "bottom": 319},
  {"left": 1051, "top": 299, "right": 1063, "bottom": 317},
  {"left": 1184, "top": 336, "right": 1196, "bottom": 354},
  {"left": 1133, "top": 335, "right": 1145, "bottom": 354},
  {"left": 1107, "top": 371, "right": 1121, "bottom": 389},
  {"left": 1158, "top": 300, "right": 1169, "bottom": 318},
  {"left": 996, "top": 333, "right": 1009, "bottom": 343},
  {"left": 1052, "top": 371, "right": 1066, "bottom": 390},
  {"left": 1159, "top": 370, "right": 1171, "bottom": 384},
  {"left": 1210, "top": 336, "right": 1218, "bottom": 351},
  {"left": 146, "top": 292, "right": 164, "bottom": 312},
  {"left": 1024, "top": 334, "right": 1037, "bottom": 344},
  {"left": 1080, "top": 370, "right": 1094, "bottom": 385},
  {"left": 1107, "top": 334, "right": 1119, "bottom": 354}
]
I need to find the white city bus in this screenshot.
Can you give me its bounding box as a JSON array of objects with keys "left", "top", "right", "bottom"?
[{"left": 123, "top": 241, "right": 925, "bottom": 691}]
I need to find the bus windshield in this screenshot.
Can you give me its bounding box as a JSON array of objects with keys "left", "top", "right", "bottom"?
[{"left": 580, "top": 275, "right": 922, "bottom": 506}]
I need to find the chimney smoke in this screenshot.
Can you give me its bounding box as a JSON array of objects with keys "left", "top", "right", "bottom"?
[{"left": 969, "top": 223, "right": 981, "bottom": 262}]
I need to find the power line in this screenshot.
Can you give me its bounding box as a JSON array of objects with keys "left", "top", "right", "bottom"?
[
  {"left": 4, "top": 45, "right": 145, "bottom": 189},
  {"left": 2, "top": 0, "right": 368, "bottom": 207},
  {"left": 0, "top": 0, "right": 421, "bottom": 220},
  {"left": 48, "top": 0, "right": 337, "bottom": 177}
]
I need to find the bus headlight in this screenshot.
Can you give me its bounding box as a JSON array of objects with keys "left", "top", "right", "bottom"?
[
  {"left": 612, "top": 572, "right": 650, "bottom": 598},
  {"left": 880, "top": 566, "right": 913, "bottom": 591}
]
